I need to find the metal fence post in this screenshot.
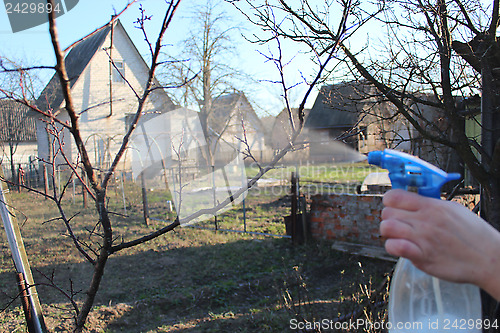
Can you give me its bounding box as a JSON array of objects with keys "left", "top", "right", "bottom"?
[
  {"left": 43, "top": 165, "right": 49, "bottom": 200},
  {"left": 141, "top": 172, "right": 150, "bottom": 226},
  {"left": 291, "top": 172, "right": 298, "bottom": 244}
]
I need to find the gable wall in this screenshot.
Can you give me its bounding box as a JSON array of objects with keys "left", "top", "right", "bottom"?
[
  {"left": 224, "top": 97, "right": 268, "bottom": 161},
  {"left": 63, "top": 25, "right": 169, "bottom": 170}
]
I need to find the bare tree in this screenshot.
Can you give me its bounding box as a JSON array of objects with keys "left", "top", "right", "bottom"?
[
  {"left": 237, "top": 0, "right": 500, "bottom": 325},
  {"left": 0, "top": 59, "right": 42, "bottom": 182},
  {"left": 0, "top": 0, "right": 359, "bottom": 331},
  {"left": 239, "top": 0, "right": 500, "bottom": 222},
  {"left": 159, "top": 0, "right": 250, "bottom": 152},
  {"left": 0, "top": 100, "right": 34, "bottom": 183}
]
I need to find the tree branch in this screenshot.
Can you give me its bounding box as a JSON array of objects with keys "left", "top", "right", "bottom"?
[
  {"left": 48, "top": 1, "right": 100, "bottom": 194},
  {"left": 101, "top": 0, "right": 182, "bottom": 190}
]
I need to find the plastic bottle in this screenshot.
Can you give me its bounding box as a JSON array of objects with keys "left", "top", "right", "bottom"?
[{"left": 368, "top": 149, "right": 482, "bottom": 333}]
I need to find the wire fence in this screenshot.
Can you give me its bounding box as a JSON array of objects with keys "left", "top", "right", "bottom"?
[
  {"left": 1, "top": 158, "right": 43, "bottom": 189},
  {"left": 1, "top": 159, "right": 380, "bottom": 241}
]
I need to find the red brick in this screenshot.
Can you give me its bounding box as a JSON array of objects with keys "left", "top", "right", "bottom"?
[
  {"left": 326, "top": 229, "right": 335, "bottom": 239},
  {"left": 310, "top": 194, "right": 385, "bottom": 247},
  {"left": 320, "top": 211, "right": 332, "bottom": 218},
  {"left": 310, "top": 217, "right": 324, "bottom": 223}
]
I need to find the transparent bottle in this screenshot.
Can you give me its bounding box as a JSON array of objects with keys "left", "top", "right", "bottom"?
[
  {"left": 389, "top": 258, "right": 482, "bottom": 333},
  {"left": 366, "top": 149, "right": 483, "bottom": 333}
]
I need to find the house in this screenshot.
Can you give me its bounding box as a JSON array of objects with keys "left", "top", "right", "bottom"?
[
  {"left": 260, "top": 114, "right": 275, "bottom": 147},
  {"left": 0, "top": 100, "right": 38, "bottom": 178},
  {"left": 34, "top": 20, "right": 176, "bottom": 171},
  {"left": 269, "top": 107, "right": 310, "bottom": 161},
  {"left": 130, "top": 106, "right": 249, "bottom": 222},
  {"left": 304, "top": 81, "right": 402, "bottom": 162},
  {"left": 457, "top": 95, "right": 481, "bottom": 186},
  {"left": 305, "top": 81, "right": 406, "bottom": 155},
  {"left": 305, "top": 83, "right": 369, "bottom": 146},
  {"left": 129, "top": 107, "right": 206, "bottom": 180},
  {"left": 305, "top": 81, "right": 462, "bottom": 171},
  {"left": 207, "top": 92, "right": 270, "bottom": 164}
]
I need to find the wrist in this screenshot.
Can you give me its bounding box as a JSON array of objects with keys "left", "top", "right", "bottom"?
[{"left": 477, "top": 231, "right": 500, "bottom": 301}]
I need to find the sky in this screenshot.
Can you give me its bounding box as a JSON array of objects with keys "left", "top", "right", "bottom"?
[{"left": 0, "top": 0, "right": 326, "bottom": 117}]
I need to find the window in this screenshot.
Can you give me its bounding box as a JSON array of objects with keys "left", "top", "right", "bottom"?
[{"left": 112, "top": 60, "right": 125, "bottom": 83}]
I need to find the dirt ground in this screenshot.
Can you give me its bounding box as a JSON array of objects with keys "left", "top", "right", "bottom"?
[{"left": 0, "top": 186, "right": 393, "bottom": 332}]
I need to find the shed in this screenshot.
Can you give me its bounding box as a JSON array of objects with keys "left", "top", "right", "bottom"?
[{"left": 0, "top": 100, "right": 37, "bottom": 174}]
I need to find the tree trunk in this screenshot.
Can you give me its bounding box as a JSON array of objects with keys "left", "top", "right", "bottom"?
[
  {"left": 480, "top": 54, "right": 500, "bottom": 228},
  {"left": 9, "top": 143, "right": 16, "bottom": 184},
  {"left": 479, "top": 47, "right": 500, "bottom": 332},
  {"left": 74, "top": 192, "right": 113, "bottom": 332}
]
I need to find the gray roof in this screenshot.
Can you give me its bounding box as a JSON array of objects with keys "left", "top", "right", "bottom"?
[
  {"left": 36, "top": 24, "right": 112, "bottom": 112},
  {"left": 0, "top": 100, "right": 36, "bottom": 142},
  {"left": 208, "top": 92, "right": 263, "bottom": 134},
  {"left": 269, "top": 107, "right": 310, "bottom": 149},
  {"left": 305, "top": 82, "right": 376, "bottom": 129},
  {"left": 35, "top": 20, "right": 176, "bottom": 113},
  {"left": 273, "top": 107, "right": 310, "bottom": 130}
]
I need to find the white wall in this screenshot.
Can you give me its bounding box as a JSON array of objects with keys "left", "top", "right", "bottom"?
[
  {"left": 0, "top": 141, "right": 37, "bottom": 165},
  {"left": 43, "top": 24, "right": 172, "bottom": 171}
]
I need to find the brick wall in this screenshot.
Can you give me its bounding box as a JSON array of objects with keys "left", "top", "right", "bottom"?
[{"left": 309, "top": 194, "right": 384, "bottom": 247}]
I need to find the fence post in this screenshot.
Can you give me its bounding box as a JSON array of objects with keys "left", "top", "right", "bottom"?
[
  {"left": 27, "top": 161, "right": 32, "bottom": 188},
  {"left": 243, "top": 198, "right": 246, "bottom": 232},
  {"left": 212, "top": 164, "right": 218, "bottom": 231},
  {"left": 28, "top": 157, "right": 34, "bottom": 188},
  {"left": 72, "top": 178, "right": 76, "bottom": 204},
  {"left": 241, "top": 161, "right": 246, "bottom": 232},
  {"left": 57, "top": 165, "right": 61, "bottom": 196},
  {"left": 43, "top": 165, "right": 49, "bottom": 199},
  {"left": 291, "top": 172, "right": 298, "bottom": 244},
  {"left": 17, "top": 164, "right": 22, "bottom": 193},
  {"left": 81, "top": 168, "right": 87, "bottom": 209},
  {"left": 141, "top": 172, "right": 150, "bottom": 226},
  {"left": 300, "top": 195, "right": 308, "bottom": 243},
  {"left": 120, "top": 172, "right": 127, "bottom": 214}
]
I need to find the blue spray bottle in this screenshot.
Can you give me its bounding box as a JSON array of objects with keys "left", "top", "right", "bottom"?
[{"left": 368, "top": 149, "right": 481, "bottom": 333}]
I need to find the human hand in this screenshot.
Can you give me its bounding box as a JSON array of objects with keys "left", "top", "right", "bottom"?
[{"left": 380, "top": 189, "right": 500, "bottom": 300}]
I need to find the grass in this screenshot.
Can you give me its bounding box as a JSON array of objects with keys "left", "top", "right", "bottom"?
[{"left": 0, "top": 178, "right": 393, "bottom": 332}]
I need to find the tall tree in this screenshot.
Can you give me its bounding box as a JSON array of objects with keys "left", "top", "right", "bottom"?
[
  {"left": 238, "top": 0, "right": 500, "bottom": 324},
  {"left": 240, "top": 0, "right": 499, "bottom": 224},
  {"left": 161, "top": 0, "right": 243, "bottom": 141},
  {"left": 0, "top": 0, "right": 356, "bottom": 331}
]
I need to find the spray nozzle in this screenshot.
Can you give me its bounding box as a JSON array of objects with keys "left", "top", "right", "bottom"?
[{"left": 367, "top": 149, "right": 461, "bottom": 198}]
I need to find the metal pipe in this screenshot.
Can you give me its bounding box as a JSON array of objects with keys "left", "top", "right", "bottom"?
[
  {"left": 16, "top": 272, "right": 36, "bottom": 333},
  {"left": 0, "top": 174, "right": 46, "bottom": 332}
]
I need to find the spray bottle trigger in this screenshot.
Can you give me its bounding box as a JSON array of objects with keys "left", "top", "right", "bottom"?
[
  {"left": 388, "top": 173, "right": 408, "bottom": 191},
  {"left": 418, "top": 172, "right": 461, "bottom": 198}
]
